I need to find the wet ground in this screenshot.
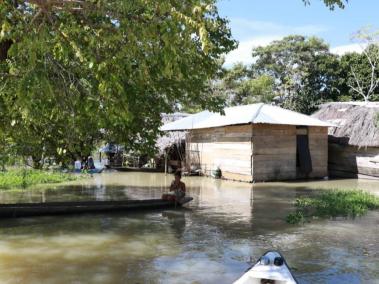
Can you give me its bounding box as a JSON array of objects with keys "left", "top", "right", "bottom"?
[{"left": 0, "top": 172, "right": 378, "bottom": 283}]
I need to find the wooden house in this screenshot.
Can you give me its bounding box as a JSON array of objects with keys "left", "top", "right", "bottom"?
[
  {"left": 312, "top": 102, "right": 379, "bottom": 179},
  {"left": 161, "top": 104, "right": 332, "bottom": 182}
]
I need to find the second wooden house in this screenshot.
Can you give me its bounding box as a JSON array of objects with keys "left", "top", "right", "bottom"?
[{"left": 313, "top": 102, "right": 379, "bottom": 179}]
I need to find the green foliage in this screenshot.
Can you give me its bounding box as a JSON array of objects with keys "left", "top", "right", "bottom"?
[
  {"left": 222, "top": 63, "right": 250, "bottom": 90},
  {"left": 214, "top": 63, "right": 275, "bottom": 106},
  {"left": 340, "top": 45, "right": 379, "bottom": 102},
  {"left": 216, "top": 35, "right": 356, "bottom": 113},
  {"left": 338, "top": 95, "right": 353, "bottom": 102},
  {"left": 286, "top": 211, "right": 305, "bottom": 225},
  {"left": 287, "top": 189, "right": 379, "bottom": 224},
  {"left": 0, "top": 169, "right": 80, "bottom": 189},
  {"left": 0, "top": 131, "right": 14, "bottom": 170},
  {"left": 303, "top": 0, "right": 347, "bottom": 9},
  {"left": 0, "top": 0, "right": 352, "bottom": 164},
  {"left": 0, "top": 1, "right": 236, "bottom": 166},
  {"left": 232, "top": 75, "right": 275, "bottom": 105},
  {"left": 252, "top": 35, "right": 341, "bottom": 114}
]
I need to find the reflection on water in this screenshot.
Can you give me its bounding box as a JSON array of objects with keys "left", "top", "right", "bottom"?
[{"left": 0, "top": 172, "right": 378, "bottom": 283}]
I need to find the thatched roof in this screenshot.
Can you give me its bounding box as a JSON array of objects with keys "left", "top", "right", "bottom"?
[
  {"left": 156, "top": 113, "right": 189, "bottom": 154},
  {"left": 312, "top": 102, "right": 379, "bottom": 147}
]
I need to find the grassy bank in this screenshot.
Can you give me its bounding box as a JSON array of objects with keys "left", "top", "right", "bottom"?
[
  {"left": 287, "top": 189, "right": 379, "bottom": 224},
  {"left": 0, "top": 169, "right": 80, "bottom": 189}
]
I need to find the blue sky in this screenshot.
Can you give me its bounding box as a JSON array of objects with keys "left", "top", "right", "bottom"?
[{"left": 217, "top": 0, "right": 379, "bottom": 66}]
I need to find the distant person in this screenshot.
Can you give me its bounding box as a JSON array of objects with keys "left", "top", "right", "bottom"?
[
  {"left": 104, "top": 157, "right": 109, "bottom": 167},
  {"left": 87, "top": 156, "right": 95, "bottom": 170},
  {"left": 74, "top": 159, "right": 82, "bottom": 173},
  {"left": 81, "top": 156, "right": 87, "bottom": 170},
  {"left": 162, "top": 170, "right": 186, "bottom": 203}
]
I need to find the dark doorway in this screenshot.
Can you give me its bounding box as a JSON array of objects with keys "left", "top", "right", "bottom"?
[{"left": 296, "top": 126, "right": 312, "bottom": 176}]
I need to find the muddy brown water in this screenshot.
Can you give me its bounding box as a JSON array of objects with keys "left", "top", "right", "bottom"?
[{"left": 0, "top": 172, "right": 378, "bottom": 284}]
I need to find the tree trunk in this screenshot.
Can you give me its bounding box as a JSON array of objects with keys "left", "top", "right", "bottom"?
[
  {"left": 0, "top": 1, "right": 18, "bottom": 62},
  {"left": 0, "top": 40, "right": 13, "bottom": 61},
  {"left": 1, "top": 161, "right": 6, "bottom": 172},
  {"left": 364, "top": 95, "right": 369, "bottom": 104}
]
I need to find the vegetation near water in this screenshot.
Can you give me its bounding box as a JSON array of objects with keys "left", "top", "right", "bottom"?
[
  {"left": 0, "top": 169, "right": 80, "bottom": 189},
  {"left": 286, "top": 189, "right": 379, "bottom": 224}
]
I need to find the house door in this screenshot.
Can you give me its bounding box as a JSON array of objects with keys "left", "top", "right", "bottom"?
[{"left": 296, "top": 126, "right": 312, "bottom": 177}]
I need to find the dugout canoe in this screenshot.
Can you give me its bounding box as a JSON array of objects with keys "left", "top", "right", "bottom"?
[
  {"left": 0, "top": 197, "right": 193, "bottom": 218},
  {"left": 107, "top": 167, "right": 162, "bottom": 173},
  {"left": 74, "top": 168, "right": 104, "bottom": 174}
]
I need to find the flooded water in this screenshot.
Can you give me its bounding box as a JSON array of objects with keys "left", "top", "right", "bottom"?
[{"left": 0, "top": 172, "right": 378, "bottom": 283}]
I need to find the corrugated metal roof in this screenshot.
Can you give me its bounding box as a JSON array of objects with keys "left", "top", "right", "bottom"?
[{"left": 161, "top": 103, "right": 334, "bottom": 131}]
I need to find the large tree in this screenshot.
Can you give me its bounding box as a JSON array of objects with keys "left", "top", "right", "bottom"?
[
  {"left": 251, "top": 35, "right": 341, "bottom": 114},
  {"left": 215, "top": 63, "right": 275, "bottom": 106},
  {"left": 340, "top": 49, "right": 379, "bottom": 102},
  {"left": 0, "top": 1, "right": 236, "bottom": 167}
]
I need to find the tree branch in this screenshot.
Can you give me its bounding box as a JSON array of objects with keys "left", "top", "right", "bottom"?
[{"left": 350, "top": 66, "right": 366, "bottom": 97}]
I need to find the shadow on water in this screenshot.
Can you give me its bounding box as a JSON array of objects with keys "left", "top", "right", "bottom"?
[{"left": 0, "top": 172, "right": 378, "bottom": 283}]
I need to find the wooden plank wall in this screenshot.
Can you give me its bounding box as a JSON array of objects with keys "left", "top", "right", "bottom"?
[
  {"left": 187, "top": 124, "right": 329, "bottom": 182},
  {"left": 252, "top": 124, "right": 297, "bottom": 181},
  {"left": 308, "top": 126, "right": 328, "bottom": 179},
  {"left": 329, "top": 143, "right": 379, "bottom": 178},
  {"left": 187, "top": 125, "right": 253, "bottom": 182},
  {"left": 252, "top": 125, "right": 328, "bottom": 181}
]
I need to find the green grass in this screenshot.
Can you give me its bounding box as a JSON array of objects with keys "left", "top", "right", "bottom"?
[
  {"left": 286, "top": 189, "right": 379, "bottom": 224},
  {"left": 0, "top": 169, "right": 81, "bottom": 189}
]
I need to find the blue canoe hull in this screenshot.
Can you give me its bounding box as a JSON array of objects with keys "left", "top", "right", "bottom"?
[{"left": 74, "top": 168, "right": 104, "bottom": 174}]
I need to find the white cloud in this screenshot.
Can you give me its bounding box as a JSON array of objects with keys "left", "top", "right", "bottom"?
[
  {"left": 223, "top": 36, "right": 282, "bottom": 67},
  {"left": 225, "top": 41, "right": 367, "bottom": 67},
  {"left": 330, "top": 43, "right": 366, "bottom": 55}
]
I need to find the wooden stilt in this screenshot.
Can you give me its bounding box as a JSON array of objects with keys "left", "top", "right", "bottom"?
[{"left": 165, "top": 150, "right": 168, "bottom": 175}]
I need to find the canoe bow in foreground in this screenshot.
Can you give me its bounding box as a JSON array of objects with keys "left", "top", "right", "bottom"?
[{"left": 234, "top": 251, "right": 298, "bottom": 284}]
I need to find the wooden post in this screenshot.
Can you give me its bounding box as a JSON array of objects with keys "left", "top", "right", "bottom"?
[
  {"left": 250, "top": 183, "right": 254, "bottom": 206},
  {"left": 165, "top": 151, "right": 168, "bottom": 175}
]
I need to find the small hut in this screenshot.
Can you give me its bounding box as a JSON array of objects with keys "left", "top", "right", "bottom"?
[
  {"left": 99, "top": 143, "right": 124, "bottom": 168},
  {"left": 161, "top": 103, "right": 332, "bottom": 182},
  {"left": 99, "top": 113, "right": 189, "bottom": 170},
  {"left": 155, "top": 113, "right": 189, "bottom": 171},
  {"left": 312, "top": 102, "right": 379, "bottom": 179}
]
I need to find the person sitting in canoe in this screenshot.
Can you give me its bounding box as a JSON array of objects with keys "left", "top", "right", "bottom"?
[{"left": 162, "top": 170, "right": 186, "bottom": 203}]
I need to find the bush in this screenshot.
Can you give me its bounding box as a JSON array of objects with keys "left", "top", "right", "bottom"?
[
  {"left": 286, "top": 189, "right": 379, "bottom": 224},
  {"left": 0, "top": 169, "right": 80, "bottom": 189}
]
